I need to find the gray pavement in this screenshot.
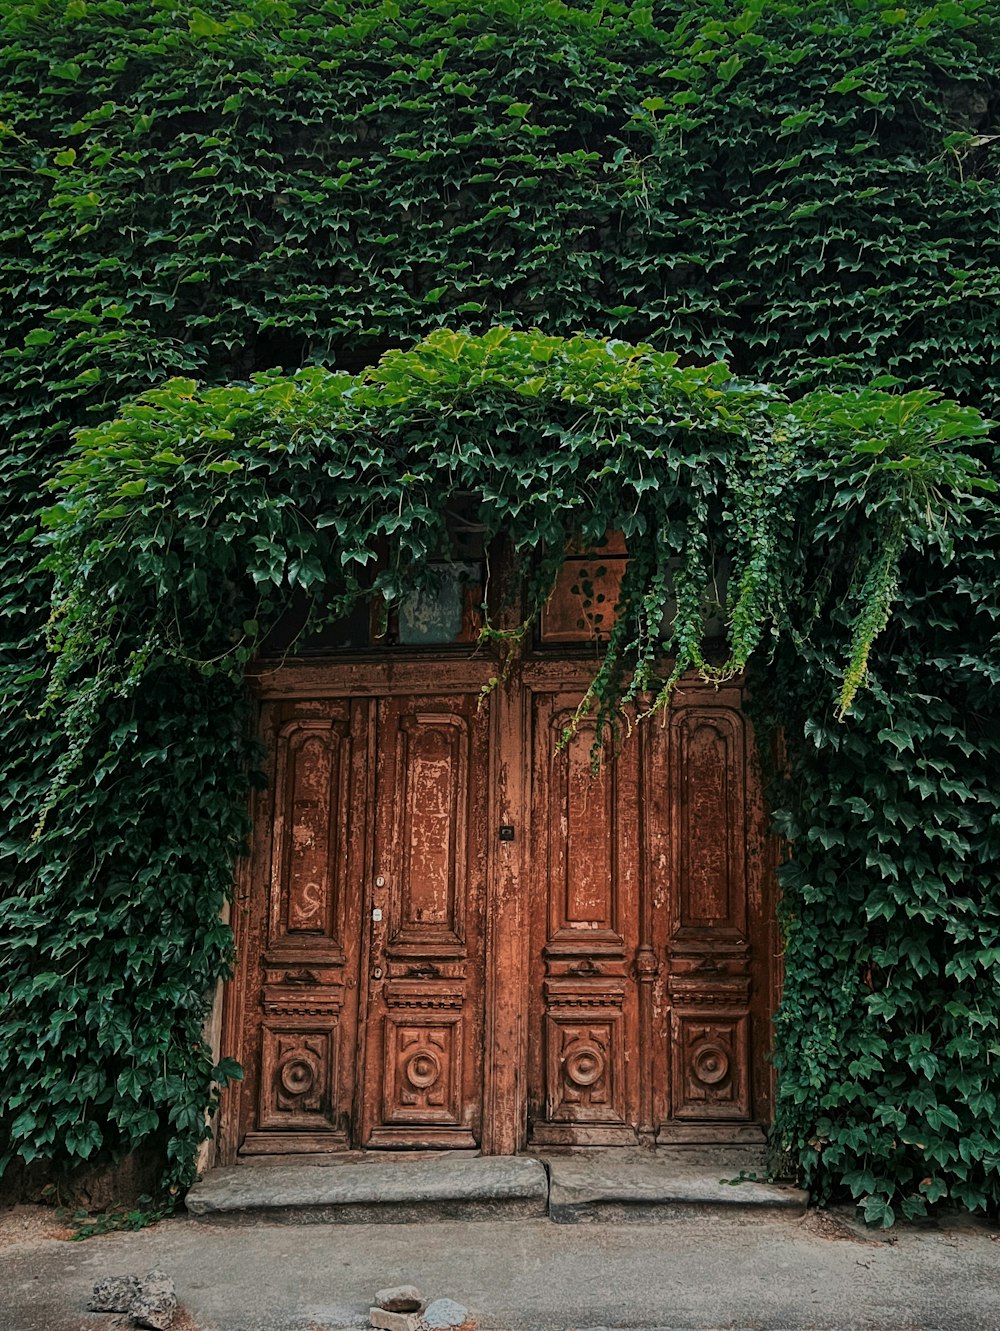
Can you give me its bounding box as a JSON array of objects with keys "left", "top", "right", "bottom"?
[{"left": 3, "top": 1204, "right": 999, "bottom": 1331}]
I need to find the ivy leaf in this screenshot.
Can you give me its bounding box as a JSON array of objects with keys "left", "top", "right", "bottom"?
[
  {"left": 717, "top": 55, "right": 741, "bottom": 83},
  {"left": 861, "top": 1195, "right": 895, "bottom": 1229},
  {"left": 831, "top": 75, "right": 865, "bottom": 94},
  {"left": 211, "top": 1057, "right": 244, "bottom": 1085},
  {"left": 189, "top": 10, "right": 226, "bottom": 37}
]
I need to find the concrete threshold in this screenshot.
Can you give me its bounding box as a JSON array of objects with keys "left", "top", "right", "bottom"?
[
  {"left": 185, "top": 1155, "right": 549, "bottom": 1224},
  {"left": 186, "top": 1149, "right": 807, "bottom": 1226},
  {"left": 545, "top": 1155, "right": 808, "bottom": 1223}
]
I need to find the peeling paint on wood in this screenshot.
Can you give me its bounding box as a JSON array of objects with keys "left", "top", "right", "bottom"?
[{"left": 223, "top": 656, "right": 775, "bottom": 1158}]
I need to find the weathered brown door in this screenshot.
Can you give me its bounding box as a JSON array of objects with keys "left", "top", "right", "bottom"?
[
  {"left": 653, "top": 695, "right": 763, "bottom": 1137},
  {"left": 236, "top": 683, "right": 488, "bottom": 1153},
  {"left": 526, "top": 684, "right": 643, "bottom": 1144},
  {"left": 358, "top": 692, "right": 488, "bottom": 1149},
  {"left": 525, "top": 666, "right": 763, "bottom": 1145},
  {"left": 226, "top": 656, "right": 773, "bottom": 1160},
  {"left": 237, "top": 697, "right": 367, "bottom": 1154}
]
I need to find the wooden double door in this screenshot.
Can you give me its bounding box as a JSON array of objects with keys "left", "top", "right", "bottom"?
[{"left": 225, "top": 659, "right": 774, "bottom": 1158}]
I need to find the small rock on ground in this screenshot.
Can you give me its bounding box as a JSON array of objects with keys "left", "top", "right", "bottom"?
[
  {"left": 370, "top": 1308, "right": 421, "bottom": 1331},
  {"left": 375, "top": 1285, "right": 423, "bottom": 1313},
  {"left": 88, "top": 1269, "right": 176, "bottom": 1329},
  {"left": 131, "top": 1269, "right": 177, "bottom": 1330},
  {"left": 89, "top": 1274, "right": 142, "bottom": 1313},
  {"left": 422, "top": 1298, "right": 470, "bottom": 1330}
]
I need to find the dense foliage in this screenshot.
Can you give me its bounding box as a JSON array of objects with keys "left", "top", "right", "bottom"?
[
  {"left": 38, "top": 329, "right": 989, "bottom": 775},
  {"left": 2, "top": 0, "right": 999, "bottom": 1222},
  {"left": 767, "top": 524, "right": 1000, "bottom": 1226}
]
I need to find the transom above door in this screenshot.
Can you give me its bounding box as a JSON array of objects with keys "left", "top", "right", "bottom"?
[{"left": 223, "top": 657, "right": 776, "bottom": 1160}]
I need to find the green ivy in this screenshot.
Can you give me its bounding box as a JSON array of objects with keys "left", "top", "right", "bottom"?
[
  {"left": 2, "top": 0, "right": 999, "bottom": 1220},
  {"left": 8, "top": 325, "right": 995, "bottom": 1205},
  {"left": 1, "top": 669, "right": 251, "bottom": 1193},
  {"left": 763, "top": 493, "right": 1000, "bottom": 1225},
  {"left": 38, "top": 330, "right": 989, "bottom": 756}
]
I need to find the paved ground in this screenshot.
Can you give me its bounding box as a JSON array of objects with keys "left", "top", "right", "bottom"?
[{"left": 3, "top": 1204, "right": 1000, "bottom": 1331}]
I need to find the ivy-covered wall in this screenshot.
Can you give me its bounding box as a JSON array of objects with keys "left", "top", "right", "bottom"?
[{"left": 2, "top": 0, "right": 998, "bottom": 1224}]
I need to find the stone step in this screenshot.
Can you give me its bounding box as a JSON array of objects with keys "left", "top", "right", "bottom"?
[
  {"left": 546, "top": 1156, "right": 808, "bottom": 1224},
  {"left": 186, "top": 1152, "right": 807, "bottom": 1227},
  {"left": 185, "top": 1155, "right": 549, "bottom": 1225}
]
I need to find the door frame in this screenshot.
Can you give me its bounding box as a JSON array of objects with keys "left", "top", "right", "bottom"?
[{"left": 217, "top": 655, "right": 778, "bottom": 1164}]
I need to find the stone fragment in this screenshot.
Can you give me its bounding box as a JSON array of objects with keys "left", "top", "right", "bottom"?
[
  {"left": 89, "top": 1274, "right": 141, "bottom": 1312},
  {"left": 369, "top": 1307, "right": 421, "bottom": 1331},
  {"left": 131, "top": 1269, "right": 177, "bottom": 1330},
  {"left": 375, "top": 1285, "right": 422, "bottom": 1313},
  {"left": 422, "top": 1298, "right": 471, "bottom": 1329}
]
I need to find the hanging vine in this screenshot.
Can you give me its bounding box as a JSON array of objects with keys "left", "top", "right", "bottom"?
[{"left": 38, "top": 329, "right": 991, "bottom": 796}]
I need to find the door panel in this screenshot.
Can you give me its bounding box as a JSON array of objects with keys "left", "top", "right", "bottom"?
[
  {"left": 527, "top": 690, "right": 641, "bottom": 1145},
  {"left": 361, "top": 693, "right": 489, "bottom": 1148},
  {"left": 240, "top": 700, "right": 366, "bottom": 1153},
  {"left": 656, "top": 701, "right": 756, "bottom": 1137}
]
